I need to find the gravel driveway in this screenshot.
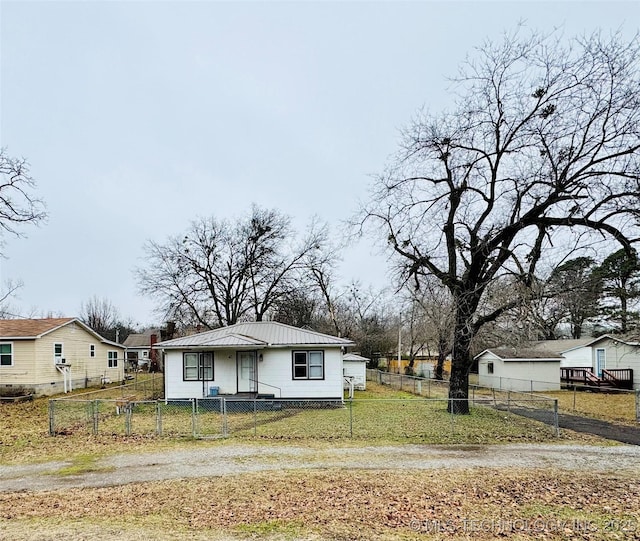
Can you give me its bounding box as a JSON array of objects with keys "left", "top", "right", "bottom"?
[{"left": 2, "top": 443, "right": 639, "bottom": 493}]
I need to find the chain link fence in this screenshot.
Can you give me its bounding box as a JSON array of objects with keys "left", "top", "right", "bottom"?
[
  {"left": 367, "top": 368, "right": 640, "bottom": 423},
  {"left": 49, "top": 394, "right": 558, "bottom": 440}
]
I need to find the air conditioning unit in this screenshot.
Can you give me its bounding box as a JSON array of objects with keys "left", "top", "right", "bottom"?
[{"left": 55, "top": 358, "right": 66, "bottom": 365}]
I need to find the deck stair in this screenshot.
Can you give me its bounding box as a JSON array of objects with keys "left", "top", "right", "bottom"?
[{"left": 561, "top": 367, "right": 633, "bottom": 390}]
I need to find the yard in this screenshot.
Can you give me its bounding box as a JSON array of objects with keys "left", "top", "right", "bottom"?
[{"left": 1, "top": 381, "right": 638, "bottom": 540}]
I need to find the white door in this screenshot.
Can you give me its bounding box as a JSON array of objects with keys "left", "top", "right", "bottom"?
[
  {"left": 595, "top": 348, "right": 606, "bottom": 376},
  {"left": 237, "top": 352, "right": 257, "bottom": 393}
]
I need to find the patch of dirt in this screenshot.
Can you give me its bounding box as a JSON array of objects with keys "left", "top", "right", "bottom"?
[{"left": 0, "top": 443, "right": 639, "bottom": 493}]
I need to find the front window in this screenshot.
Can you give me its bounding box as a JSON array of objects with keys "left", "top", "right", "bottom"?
[
  {"left": 183, "top": 352, "right": 214, "bottom": 381},
  {"left": 0, "top": 343, "right": 12, "bottom": 366},
  {"left": 108, "top": 351, "right": 118, "bottom": 368},
  {"left": 90, "top": 344, "right": 95, "bottom": 358},
  {"left": 292, "top": 350, "right": 324, "bottom": 380},
  {"left": 487, "top": 362, "right": 494, "bottom": 374}
]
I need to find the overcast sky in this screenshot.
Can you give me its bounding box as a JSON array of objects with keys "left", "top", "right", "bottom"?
[{"left": 0, "top": 1, "right": 638, "bottom": 328}]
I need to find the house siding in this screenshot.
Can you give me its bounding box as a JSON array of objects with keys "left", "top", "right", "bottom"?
[
  {"left": 589, "top": 338, "right": 640, "bottom": 389},
  {"left": 0, "top": 321, "right": 125, "bottom": 396},
  {"left": 477, "top": 353, "right": 561, "bottom": 391},
  {"left": 164, "top": 347, "right": 344, "bottom": 399},
  {"left": 343, "top": 360, "right": 366, "bottom": 390}
]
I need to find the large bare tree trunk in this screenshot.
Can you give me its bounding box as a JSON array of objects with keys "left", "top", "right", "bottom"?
[{"left": 447, "top": 296, "right": 476, "bottom": 414}]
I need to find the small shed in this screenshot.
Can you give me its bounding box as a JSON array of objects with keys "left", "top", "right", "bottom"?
[
  {"left": 475, "top": 348, "right": 562, "bottom": 392},
  {"left": 343, "top": 353, "right": 369, "bottom": 390}
]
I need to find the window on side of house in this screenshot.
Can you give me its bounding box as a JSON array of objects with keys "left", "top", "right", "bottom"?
[
  {"left": 54, "top": 343, "right": 63, "bottom": 363},
  {"left": 487, "top": 362, "right": 494, "bottom": 374},
  {"left": 0, "top": 343, "right": 13, "bottom": 366},
  {"left": 292, "top": 350, "right": 324, "bottom": 380},
  {"left": 108, "top": 351, "right": 118, "bottom": 368},
  {"left": 183, "top": 352, "right": 214, "bottom": 381},
  {"left": 90, "top": 344, "right": 95, "bottom": 358}
]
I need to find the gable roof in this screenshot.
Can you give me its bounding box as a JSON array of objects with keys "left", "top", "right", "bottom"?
[
  {"left": 0, "top": 317, "right": 125, "bottom": 348},
  {"left": 343, "top": 353, "right": 369, "bottom": 362},
  {"left": 475, "top": 348, "right": 562, "bottom": 361},
  {"left": 156, "top": 321, "right": 354, "bottom": 349},
  {"left": 0, "top": 318, "right": 76, "bottom": 339},
  {"left": 531, "top": 338, "right": 592, "bottom": 354}
]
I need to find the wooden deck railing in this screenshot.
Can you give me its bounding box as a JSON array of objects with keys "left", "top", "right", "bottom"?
[
  {"left": 602, "top": 369, "right": 634, "bottom": 390},
  {"left": 561, "top": 367, "right": 633, "bottom": 389}
]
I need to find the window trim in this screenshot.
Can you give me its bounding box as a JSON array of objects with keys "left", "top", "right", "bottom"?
[
  {"left": 183, "top": 351, "right": 214, "bottom": 381},
  {"left": 107, "top": 350, "right": 118, "bottom": 368},
  {"left": 292, "top": 350, "right": 325, "bottom": 380},
  {"left": 54, "top": 342, "right": 63, "bottom": 363},
  {"left": 0, "top": 342, "right": 13, "bottom": 367},
  {"left": 487, "top": 361, "right": 494, "bottom": 375}
]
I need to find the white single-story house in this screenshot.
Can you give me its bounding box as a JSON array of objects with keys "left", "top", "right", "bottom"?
[
  {"left": 557, "top": 335, "right": 638, "bottom": 389},
  {"left": 475, "top": 348, "right": 562, "bottom": 392},
  {"left": 0, "top": 318, "right": 126, "bottom": 396},
  {"left": 155, "top": 321, "right": 354, "bottom": 400},
  {"left": 343, "top": 353, "right": 369, "bottom": 390}
]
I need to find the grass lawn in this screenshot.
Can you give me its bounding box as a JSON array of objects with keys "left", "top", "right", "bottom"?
[
  {"left": 543, "top": 388, "right": 638, "bottom": 424},
  {"left": 0, "top": 382, "right": 612, "bottom": 466},
  {"left": 1, "top": 468, "right": 638, "bottom": 540}
]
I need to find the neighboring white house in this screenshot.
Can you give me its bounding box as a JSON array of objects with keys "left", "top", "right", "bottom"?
[
  {"left": 155, "top": 321, "right": 354, "bottom": 400},
  {"left": 532, "top": 334, "right": 640, "bottom": 389},
  {"left": 475, "top": 348, "right": 562, "bottom": 392},
  {"left": 342, "top": 353, "right": 369, "bottom": 391},
  {"left": 532, "top": 338, "right": 592, "bottom": 368}
]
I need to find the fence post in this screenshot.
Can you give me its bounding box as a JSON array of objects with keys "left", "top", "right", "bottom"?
[
  {"left": 636, "top": 390, "right": 640, "bottom": 423},
  {"left": 93, "top": 400, "right": 99, "bottom": 435},
  {"left": 191, "top": 399, "right": 197, "bottom": 438},
  {"left": 553, "top": 399, "right": 560, "bottom": 437},
  {"left": 428, "top": 378, "right": 431, "bottom": 397},
  {"left": 125, "top": 404, "right": 132, "bottom": 436},
  {"left": 156, "top": 401, "right": 162, "bottom": 436},
  {"left": 349, "top": 398, "right": 353, "bottom": 438},
  {"left": 222, "top": 398, "right": 228, "bottom": 437},
  {"left": 254, "top": 399, "right": 257, "bottom": 437},
  {"left": 48, "top": 400, "right": 55, "bottom": 436},
  {"left": 507, "top": 391, "right": 511, "bottom": 413},
  {"left": 450, "top": 398, "right": 455, "bottom": 435},
  {"left": 400, "top": 374, "right": 403, "bottom": 391}
]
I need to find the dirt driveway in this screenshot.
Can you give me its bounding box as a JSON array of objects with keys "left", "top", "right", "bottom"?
[{"left": 2, "top": 443, "right": 639, "bottom": 493}]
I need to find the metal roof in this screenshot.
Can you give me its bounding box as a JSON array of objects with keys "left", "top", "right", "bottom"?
[
  {"left": 343, "top": 353, "right": 369, "bottom": 362},
  {"left": 156, "top": 321, "right": 354, "bottom": 349}
]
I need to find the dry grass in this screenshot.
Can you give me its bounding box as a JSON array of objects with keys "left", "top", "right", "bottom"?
[
  {"left": 544, "top": 388, "right": 638, "bottom": 424},
  {"left": 0, "top": 382, "right": 614, "bottom": 466},
  {"left": 1, "top": 468, "right": 639, "bottom": 540}
]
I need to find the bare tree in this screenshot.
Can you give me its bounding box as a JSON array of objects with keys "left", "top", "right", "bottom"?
[
  {"left": 79, "top": 296, "right": 136, "bottom": 342},
  {"left": 361, "top": 30, "right": 640, "bottom": 413},
  {"left": 136, "top": 206, "right": 327, "bottom": 328},
  {"left": 0, "top": 149, "right": 47, "bottom": 246}
]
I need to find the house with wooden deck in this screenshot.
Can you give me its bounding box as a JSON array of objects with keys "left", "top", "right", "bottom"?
[
  {"left": 557, "top": 335, "right": 637, "bottom": 390},
  {"left": 0, "top": 318, "right": 126, "bottom": 396},
  {"left": 155, "top": 321, "right": 354, "bottom": 400}
]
